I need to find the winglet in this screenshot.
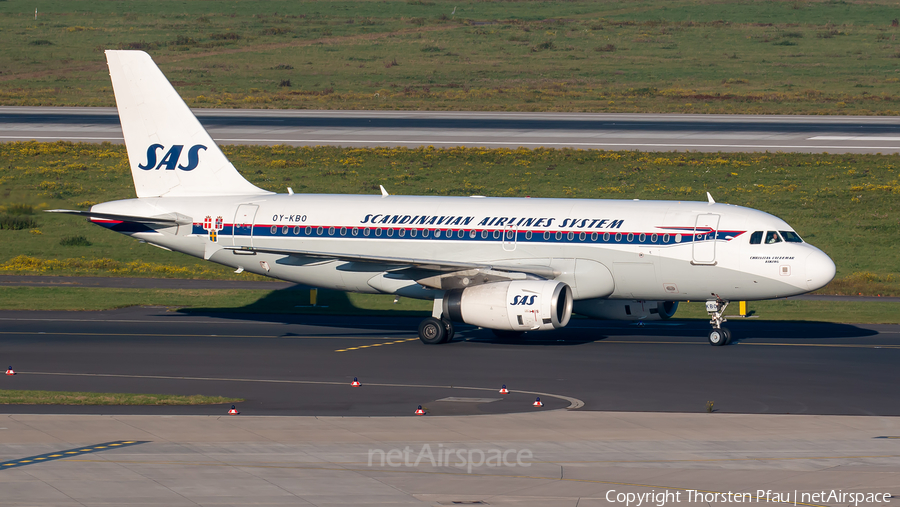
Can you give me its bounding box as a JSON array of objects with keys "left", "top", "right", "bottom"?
[
  {"left": 706, "top": 192, "right": 716, "bottom": 204},
  {"left": 380, "top": 185, "right": 389, "bottom": 197}
]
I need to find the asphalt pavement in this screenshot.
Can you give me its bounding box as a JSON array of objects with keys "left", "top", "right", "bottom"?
[
  {"left": 1, "top": 107, "right": 899, "bottom": 153},
  {"left": 1, "top": 306, "right": 897, "bottom": 416}
]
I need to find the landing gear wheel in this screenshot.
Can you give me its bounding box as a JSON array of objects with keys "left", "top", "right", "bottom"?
[
  {"left": 492, "top": 329, "right": 524, "bottom": 341},
  {"left": 708, "top": 328, "right": 727, "bottom": 346},
  {"left": 442, "top": 320, "right": 455, "bottom": 343},
  {"left": 418, "top": 317, "right": 446, "bottom": 345},
  {"left": 706, "top": 297, "right": 731, "bottom": 346}
]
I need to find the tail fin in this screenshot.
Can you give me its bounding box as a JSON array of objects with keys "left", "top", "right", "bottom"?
[{"left": 105, "top": 50, "right": 271, "bottom": 198}]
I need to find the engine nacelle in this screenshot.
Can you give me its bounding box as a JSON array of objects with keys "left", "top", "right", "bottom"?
[
  {"left": 443, "top": 280, "right": 573, "bottom": 331},
  {"left": 574, "top": 299, "right": 678, "bottom": 321}
]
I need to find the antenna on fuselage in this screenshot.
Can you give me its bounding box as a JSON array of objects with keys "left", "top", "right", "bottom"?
[
  {"left": 380, "top": 185, "right": 390, "bottom": 198},
  {"left": 706, "top": 192, "right": 716, "bottom": 204}
]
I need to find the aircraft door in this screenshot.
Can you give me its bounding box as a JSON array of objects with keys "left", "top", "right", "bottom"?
[
  {"left": 692, "top": 213, "right": 719, "bottom": 264},
  {"left": 502, "top": 223, "right": 517, "bottom": 251},
  {"left": 233, "top": 204, "right": 259, "bottom": 247}
]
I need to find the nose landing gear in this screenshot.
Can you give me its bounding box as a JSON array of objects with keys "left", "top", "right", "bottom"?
[{"left": 706, "top": 298, "right": 732, "bottom": 346}]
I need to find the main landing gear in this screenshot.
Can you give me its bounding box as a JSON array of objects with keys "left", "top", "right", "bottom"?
[
  {"left": 706, "top": 298, "right": 732, "bottom": 346},
  {"left": 418, "top": 317, "right": 455, "bottom": 344}
]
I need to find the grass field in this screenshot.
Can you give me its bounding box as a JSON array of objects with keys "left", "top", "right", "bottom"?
[
  {"left": 2, "top": 0, "right": 900, "bottom": 114},
  {"left": 0, "top": 389, "right": 241, "bottom": 405},
  {"left": 0, "top": 286, "right": 434, "bottom": 316},
  {"left": 1, "top": 141, "right": 897, "bottom": 296}
]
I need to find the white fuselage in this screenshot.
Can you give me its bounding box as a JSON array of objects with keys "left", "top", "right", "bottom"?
[{"left": 90, "top": 193, "right": 836, "bottom": 303}]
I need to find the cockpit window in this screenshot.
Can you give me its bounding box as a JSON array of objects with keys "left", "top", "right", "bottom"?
[
  {"left": 765, "top": 231, "right": 782, "bottom": 244},
  {"left": 780, "top": 231, "right": 803, "bottom": 243},
  {"left": 749, "top": 231, "right": 763, "bottom": 244}
]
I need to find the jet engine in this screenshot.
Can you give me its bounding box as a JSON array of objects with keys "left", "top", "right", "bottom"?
[
  {"left": 573, "top": 299, "right": 678, "bottom": 321},
  {"left": 443, "top": 280, "right": 573, "bottom": 331}
]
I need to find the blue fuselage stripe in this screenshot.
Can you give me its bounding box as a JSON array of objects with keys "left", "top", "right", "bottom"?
[{"left": 189, "top": 223, "right": 744, "bottom": 246}]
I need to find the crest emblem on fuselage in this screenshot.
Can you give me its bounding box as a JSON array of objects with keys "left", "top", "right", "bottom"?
[{"left": 202, "top": 215, "right": 224, "bottom": 242}]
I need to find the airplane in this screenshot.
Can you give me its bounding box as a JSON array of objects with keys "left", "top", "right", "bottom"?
[{"left": 48, "top": 50, "right": 836, "bottom": 346}]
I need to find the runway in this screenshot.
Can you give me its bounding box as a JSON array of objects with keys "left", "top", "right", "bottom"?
[
  {"left": 2, "top": 107, "right": 899, "bottom": 153},
  {"left": 1, "top": 307, "right": 898, "bottom": 417}
]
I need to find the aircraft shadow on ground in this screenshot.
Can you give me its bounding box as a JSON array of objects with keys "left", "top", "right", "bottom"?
[
  {"left": 178, "top": 286, "right": 429, "bottom": 329},
  {"left": 463, "top": 319, "right": 878, "bottom": 345},
  {"left": 176, "top": 287, "right": 880, "bottom": 344}
]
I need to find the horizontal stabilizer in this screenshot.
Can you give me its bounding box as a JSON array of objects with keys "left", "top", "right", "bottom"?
[{"left": 45, "top": 209, "right": 193, "bottom": 225}]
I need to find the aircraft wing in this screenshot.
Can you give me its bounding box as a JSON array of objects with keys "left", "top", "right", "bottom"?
[
  {"left": 45, "top": 209, "right": 193, "bottom": 225},
  {"left": 223, "top": 245, "right": 559, "bottom": 278}
]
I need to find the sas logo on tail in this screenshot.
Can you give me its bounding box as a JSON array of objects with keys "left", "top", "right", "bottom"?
[
  {"left": 138, "top": 144, "right": 207, "bottom": 171},
  {"left": 510, "top": 295, "right": 537, "bottom": 306}
]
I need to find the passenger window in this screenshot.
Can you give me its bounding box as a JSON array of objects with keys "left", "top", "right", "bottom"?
[
  {"left": 749, "top": 231, "right": 763, "bottom": 244},
  {"left": 780, "top": 231, "right": 803, "bottom": 243},
  {"left": 765, "top": 231, "right": 782, "bottom": 244}
]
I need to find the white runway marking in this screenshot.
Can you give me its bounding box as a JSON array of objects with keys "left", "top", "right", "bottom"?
[
  {"left": 214, "top": 138, "right": 900, "bottom": 150},
  {"left": 808, "top": 136, "right": 900, "bottom": 141},
  {"left": 0, "top": 135, "right": 124, "bottom": 140},
  {"left": 3, "top": 136, "right": 898, "bottom": 152}
]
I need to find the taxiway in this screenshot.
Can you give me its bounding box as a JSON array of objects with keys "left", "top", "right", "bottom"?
[
  {"left": 1, "top": 307, "right": 897, "bottom": 417},
  {"left": 1, "top": 107, "right": 899, "bottom": 153}
]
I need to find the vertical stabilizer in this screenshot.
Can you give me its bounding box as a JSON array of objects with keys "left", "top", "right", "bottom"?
[{"left": 105, "top": 50, "right": 271, "bottom": 198}]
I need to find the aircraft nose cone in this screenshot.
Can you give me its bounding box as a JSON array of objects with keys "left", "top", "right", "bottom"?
[{"left": 806, "top": 248, "right": 836, "bottom": 291}]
